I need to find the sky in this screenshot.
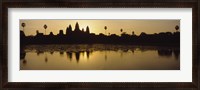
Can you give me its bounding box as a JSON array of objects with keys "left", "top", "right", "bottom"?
[{"left": 20, "top": 20, "right": 180, "bottom": 36}]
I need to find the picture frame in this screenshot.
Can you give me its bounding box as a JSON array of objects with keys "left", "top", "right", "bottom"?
[{"left": 1, "top": 0, "right": 199, "bottom": 89}]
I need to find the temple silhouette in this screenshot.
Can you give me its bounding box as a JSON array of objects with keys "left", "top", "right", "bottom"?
[{"left": 20, "top": 22, "right": 180, "bottom": 45}]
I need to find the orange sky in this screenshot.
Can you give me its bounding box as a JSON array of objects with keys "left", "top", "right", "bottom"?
[{"left": 20, "top": 20, "right": 179, "bottom": 36}]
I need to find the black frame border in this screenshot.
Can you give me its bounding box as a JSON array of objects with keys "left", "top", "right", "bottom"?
[{"left": 1, "top": 0, "right": 199, "bottom": 89}]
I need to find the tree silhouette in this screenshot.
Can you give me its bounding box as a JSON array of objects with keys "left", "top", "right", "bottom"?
[
  {"left": 49, "top": 32, "right": 54, "bottom": 36},
  {"left": 43, "top": 24, "right": 47, "bottom": 35},
  {"left": 82, "top": 28, "right": 84, "bottom": 32},
  {"left": 132, "top": 31, "right": 135, "bottom": 36},
  {"left": 120, "top": 28, "right": 123, "bottom": 36},
  {"left": 140, "top": 32, "right": 147, "bottom": 36},
  {"left": 104, "top": 26, "right": 107, "bottom": 35},
  {"left": 175, "top": 25, "right": 179, "bottom": 32},
  {"left": 36, "top": 30, "right": 39, "bottom": 34},
  {"left": 21, "top": 22, "right": 26, "bottom": 31},
  {"left": 120, "top": 28, "right": 123, "bottom": 32}
]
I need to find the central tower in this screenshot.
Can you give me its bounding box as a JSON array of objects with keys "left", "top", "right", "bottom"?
[{"left": 74, "top": 22, "right": 80, "bottom": 32}]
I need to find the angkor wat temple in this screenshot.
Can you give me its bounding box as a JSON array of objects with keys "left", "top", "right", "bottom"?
[{"left": 20, "top": 22, "right": 180, "bottom": 46}]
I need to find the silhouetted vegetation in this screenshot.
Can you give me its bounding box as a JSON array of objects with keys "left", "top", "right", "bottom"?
[{"left": 20, "top": 22, "right": 180, "bottom": 46}]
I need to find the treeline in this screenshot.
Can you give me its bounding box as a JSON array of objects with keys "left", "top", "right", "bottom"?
[{"left": 20, "top": 30, "right": 180, "bottom": 46}]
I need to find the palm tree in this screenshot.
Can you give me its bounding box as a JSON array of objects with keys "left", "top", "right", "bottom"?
[
  {"left": 132, "top": 31, "right": 135, "bottom": 36},
  {"left": 120, "top": 28, "right": 123, "bottom": 35},
  {"left": 120, "top": 28, "right": 123, "bottom": 32},
  {"left": 43, "top": 24, "right": 47, "bottom": 35},
  {"left": 21, "top": 22, "right": 26, "bottom": 31},
  {"left": 104, "top": 26, "right": 107, "bottom": 35},
  {"left": 175, "top": 25, "right": 179, "bottom": 32}
]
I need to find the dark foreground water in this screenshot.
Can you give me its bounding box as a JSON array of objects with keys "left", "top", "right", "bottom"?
[{"left": 20, "top": 44, "right": 180, "bottom": 70}]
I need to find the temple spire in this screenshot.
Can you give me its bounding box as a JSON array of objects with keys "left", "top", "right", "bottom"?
[
  {"left": 86, "top": 26, "right": 90, "bottom": 34},
  {"left": 74, "top": 22, "right": 80, "bottom": 31}
]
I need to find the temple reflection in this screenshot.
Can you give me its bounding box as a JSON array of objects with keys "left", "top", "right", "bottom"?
[
  {"left": 64, "top": 51, "right": 93, "bottom": 63},
  {"left": 20, "top": 44, "right": 180, "bottom": 70},
  {"left": 66, "top": 52, "right": 73, "bottom": 61},
  {"left": 86, "top": 51, "right": 90, "bottom": 59},
  {"left": 75, "top": 52, "right": 80, "bottom": 62},
  {"left": 20, "top": 45, "right": 180, "bottom": 64}
]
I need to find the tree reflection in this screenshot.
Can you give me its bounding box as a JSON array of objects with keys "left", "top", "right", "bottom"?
[
  {"left": 21, "top": 45, "right": 180, "bottom": 65},
  {"left": 157, "top": 49, "right": 173, "bottom": 57},
  {"left": 20, "top": 45, "right": 26, "bottom": 60},
  {"left": 157, "top": 49, "right": 180, "bottom": 60},
  {"left": 23, "top": 59, "right": 27, "bottom": 64},
  {"left": 173, "top": 49, "right": 180, "bottom": 60},
  {"left": 60, "top": 51, "right": 64, "bottom": 56},
  {"left": 86, "top": 51, "right": 90, "bottom": 59},
  {"left": 122, "top": 49, "right": 129, "bottom": 52},
  {"left": 105, "top": 51, "right": 107, "bottom": 61},
  {"left": 50, "top": 51, "right": 54, "bottom": 55},
  {"left": 37, "top": 50, "right": 44, "bottom": 56},
  {"left": 20, "top": 46, "right": 27, "bottom": 65},
  {"left": 20, "top": 52, "right": 26, "bottom": 60},
  {"left": 66, "top": 52, "right": 73, "bottom": 61},
  {"left": 45, "top": 57, "right": 48, "bottom": 63},
  {"left": 45, "top": 52, "right": 48, "bottom": 63},
  {"left": 131, "top": 49, "right": 135, "bottom": 54}
]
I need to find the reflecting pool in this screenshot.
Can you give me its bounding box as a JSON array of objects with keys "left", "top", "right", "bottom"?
[{"left": 20, "top": 44, "right": 180, "bottom": 70}]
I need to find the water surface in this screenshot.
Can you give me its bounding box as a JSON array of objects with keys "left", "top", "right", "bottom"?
[{"left": 20, "top": 44, "right": 180, "bottom": 70}]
